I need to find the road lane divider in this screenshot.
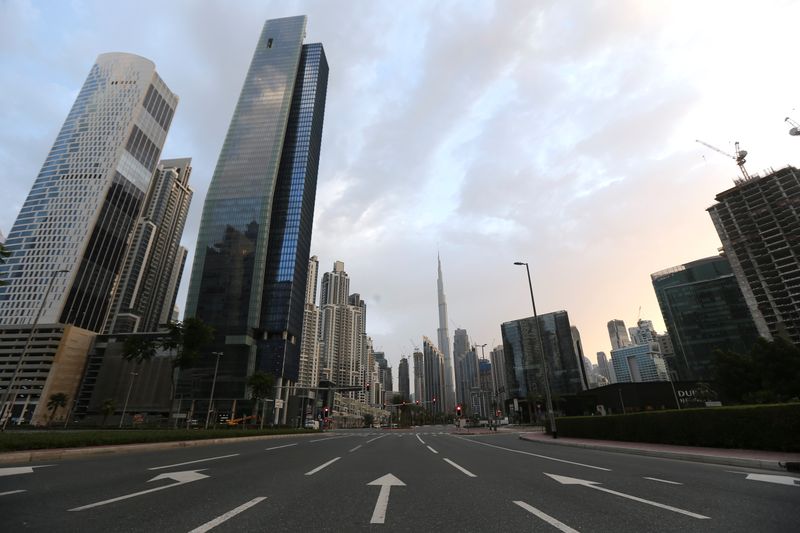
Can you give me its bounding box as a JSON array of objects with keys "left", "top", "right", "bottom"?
[
  {"left": 266, "top": 443, "right": 298, "bottom": 451},
  {"left": 416, "top": 434, "right": 426, "bottom": 445},
  {"left": 309, "top": 435, "right": 349, "bottom": 443},
  {"left": 148, "top": 453, "right": 239, "bottom": 471},
  {"left": 366, "top": 435, "right": 387, "bottom": 444},
  {"left": 643, "top": 476, "right": 683, "bottom": 485},
  {"left": 443, "top": 458, "right": 476, "bottom": 477},
  {"left": 513, "top": 501, "right": 579, "bottom": 532},
  {"left": 456, "top": 436, "right": 611, "bottom": 471},
  {"left": 545, "top": 474, "right": 709, "bottom": 519},
  {"left": 305, "top": 457, "right": 341, "bottom": 476},
  {"left": 188, "top": 496, "right": 267, "bottom": 533},
  {"left": 349, "top": 445, "right": 363, "bottom": 453},
  {"left": 427, "top": 446, "right": 439, "bottom": 454},
  {"left": 0, "top": 490, "right": 26, "bottom": 497}
]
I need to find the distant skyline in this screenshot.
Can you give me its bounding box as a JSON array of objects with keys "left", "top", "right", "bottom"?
[{"left": 2, "top": 1, "right": 800, "bottom": 375}]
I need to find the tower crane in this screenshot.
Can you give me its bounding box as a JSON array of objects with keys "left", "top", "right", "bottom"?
[
  {"left": 695, "top": 139, "right": 751, "bottom": 181},
  {"left": 786, "top": 116, "right": 800, "bottom": 136}
]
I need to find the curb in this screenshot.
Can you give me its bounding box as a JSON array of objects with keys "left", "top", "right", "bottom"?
[
  {"left": 518, "top": 433, "right": 793, "bottom": 472},
  {"left": 0, "top": 431, "right": 322, "bottom": 465}
]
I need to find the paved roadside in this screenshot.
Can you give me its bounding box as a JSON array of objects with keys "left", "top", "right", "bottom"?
[{"left": 518, "top": 431, "right": 800, "bottom": 472}]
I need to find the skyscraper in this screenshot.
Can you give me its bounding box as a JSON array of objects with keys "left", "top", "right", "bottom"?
[
  {"left": 422, "top": 336, "right": 445, "bottom": 413},
  {"left": 651, "top": 254, "right": 761, "bottom": 381},
  {"left": 183, "top": 16, "right": 328, "bottom": 416},
  {"left": 452, "top": 328, "right": 472, "bottom": 406},
  {"left": 398, "top": 357, "right": 410, "bottom": 401},
  {"left": 0, "top": 53, "right": 178, "bottom": 331},
  {"left": 707, "top": 166, "right": 800, "bottom": 345},
  {"left": 297, "top": 255, "right": 321, "bottom": 389},
  {"left": 105, "top": 158, "right": 193, "bottom": 333},
  {"left": 570, "top": 325, "right": 590, "bottom": 390},
  {"left": 489, "top": 345, "right": 508, "bottom": 413},
  {"left": 607, "top": 319, "right": 631, "bottom": 350},
  {"left": 610, "top": 343, "right": 670, "bottom": 383},
  {"left": 436, "top": 255, "right": 456, "bottom": 411}
]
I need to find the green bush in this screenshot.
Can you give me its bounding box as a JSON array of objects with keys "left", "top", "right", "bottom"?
[
  {"left": 554, "top": 403, "right": 800, "bottom": 452},
  {"left": 0, "top": 427, "right": 315, "bottom": 453}
]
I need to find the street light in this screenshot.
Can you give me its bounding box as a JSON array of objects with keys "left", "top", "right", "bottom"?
[
  {"left": 119, "top": 371, "right": 139, "bottom": 428},
  {"left": 205, "top": 351, "right": 223, "bottom": 430},
  {"left": 514, "top": 261, "right": 558, "bottom": 439},
  {"left": 0, "top": 269, "right": 69, "bottom": 431}
]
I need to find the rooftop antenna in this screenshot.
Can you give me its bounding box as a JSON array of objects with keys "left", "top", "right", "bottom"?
[
  {"left": 786, "top": 116, "right": 800, "bottom": 136},
  {"left": 695, "top": 139, "right": 751, "bottom": 182}
]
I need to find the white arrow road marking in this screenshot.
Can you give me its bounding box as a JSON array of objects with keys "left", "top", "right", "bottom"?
[
  {"left": 644, "top": 477, "right": 683, "bottom": 485},
  {"left": 68, "top": 470, "right": 209, "bottom": 511},
  {"left": 148, "top": 454, "right": 239, "bottom": 471},
  {"left": 188, "top": 496, "right": 267, "bottom": 533},
  {"left": 513, "top": 501, "right": 580, "bottom": 533},
  {"left": 416, "top": 434, "right": 426, "bottom": 445},
  {"left": 545, "top": 474, "right": 709, "bottom": 519},
  {"left": 266, "top": 443, "right": 298, "bottom": 451},
  {"left": 367, "top": 473, "right": 406, "bottom": 524},
  {"left": 305, "top": 457, "right": 340, "bottom": 476},
  {"left": 366, "top": 435, "right": 386, "bottom": 444},
  {"left": 0, "top": 490, "right": 26, "bottom": 497},
  {"left": 349, "top": 445, "right": 362, "bottom": 453},
  {"left": 427, "top": 445, "right": 438, "bottom": 454},
  {"left": 0, "top": 465, "right": 53, "bottom": 477},
  {"left": 443, "top": 458, "right": 476, "bottom": 478},
  {"left": 455, "top": 437, "right": 611, "bottom": 471},
  {"left": 745, "top": 473, "right": 800, "bottom": 486}
]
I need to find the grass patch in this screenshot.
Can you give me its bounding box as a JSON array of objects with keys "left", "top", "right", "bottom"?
[{"left": 0, "top": 427, "right": 317, "bottom": 453}]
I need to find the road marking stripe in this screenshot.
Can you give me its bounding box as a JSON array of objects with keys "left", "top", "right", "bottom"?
[
  {"left": 148, "top": 454, "right": 239, "bottom": 471},
  {"left": 305, "top": 457, "right": 341, "bottom": 476},
  {"left": 644, "top": 476, "right": 682, "bottom": 485},
  {"left": 513, "top": 501, "right": 579, "bottom": 533},
  {"left": 349, "top": 445, "right": 362, "bottom": 453},
  {"left": 309, "top": 435, "right": 348, "bottom": 443},
  {"left": 0, "top": 490, "right": 26, "bottom": 497},
  {"left": 443, "top": 458, "right": 476, "bottom": 477},
  {"left": 456, "top": 437, "right": 611, "bottom": 471},
  {"left": 188, "top": 496, "right": 267, "bottom": 533},
  {"left": 266, "top": 443, "right": 298, "bottom": 451},
  {"left": 367, "top": 435, "right": 386, "bottom": 444},
  {"left": 416, "top": 434, "right": 426, "bottom": 445},
  {"left": 427, "top": 445, "right": 439, "bottom": 454}
]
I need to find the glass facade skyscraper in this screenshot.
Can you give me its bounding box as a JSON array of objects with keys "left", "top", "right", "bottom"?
[{"left": 184, "top": 16, "right": 328, "bottom": 404}]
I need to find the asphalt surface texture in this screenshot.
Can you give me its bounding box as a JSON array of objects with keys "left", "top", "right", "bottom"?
[{"left": 1, "top": 426, "right": 797, "bottom": 532}]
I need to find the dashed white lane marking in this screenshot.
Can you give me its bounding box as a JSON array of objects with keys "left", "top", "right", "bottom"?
[
  {"left": 148, "top": 454, "right": 240, "bottom": 471},
  {"left": 349, "top": 445, "right": 363, "bottom": 453},
  {"left": 513, "top": 501, "right": 579, "bottom": 532},
  {"left": 0, "top": 490, "right": 26, "bottom": 497},
  {"left": 456, "top": 437, "right": 611, "bottom": 471},
  {"left": 443, "top": 458, "right": 476, "bottom": 477},
  {"left": 644, "top": 476, "right": 682, "bottom": 485},
  {"left": 266, "top": 443, "right": 298, "bottom": 451},
  {"left": 188, "top": 496, "right": 267, "bottom": 533},
  {"left": 366, "top": 434, "right": 387, "bottom": 444},
  {"left": 427, "top": 445, "right": 438, "bottom": 454},
  {"left": 305, "top": 457, "right": 341, "bottom": 476},
  {"left": 416, "top": 434, "right": 426, "bottom": 445},
  {"left": 309, "top": 435, "right": 349, "bottom": 443}
]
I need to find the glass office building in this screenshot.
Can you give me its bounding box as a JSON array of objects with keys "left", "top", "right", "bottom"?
[
  {"left": 651, "top": 255, "right": 760, "bottom": 381},
  {"left": 184, "top": 16, "right": 328, "bottom": 405}
]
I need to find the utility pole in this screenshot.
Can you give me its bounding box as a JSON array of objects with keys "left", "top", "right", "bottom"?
[
  {"left": 205, "top": 351, "right": 222, "bottom": 430},
  {"left": 119, "top": 371, "right": 139, "bottom": 428}
]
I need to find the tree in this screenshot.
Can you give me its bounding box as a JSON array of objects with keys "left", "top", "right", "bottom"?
[
  {"left": 362, "top": 413, "right": 374, "bottom": 428},
  {"left": 100, "top": 398, "right": 116, "bottom": 427},
  {"left": 715, "top": 338, "right": 800, "bottom": 403},
  {"left": 47, "top": 392, "right": 69, "bottom": 426},
  {"left": 122, "top": 335, "right": 158, "bottom": 364},
  {"left": 0, "top": 243, "right": 9, "bottom": 287},
  {"left": 248, "top": 371, "right": 274, "bottom": 428}
]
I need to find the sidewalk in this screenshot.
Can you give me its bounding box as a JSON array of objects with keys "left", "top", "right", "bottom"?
[{"left": 518, "top": 431, "right": 800, "bottom": 472}]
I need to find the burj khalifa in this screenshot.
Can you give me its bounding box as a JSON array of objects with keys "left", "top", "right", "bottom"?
[{"left": 437, "top": 254, "right": 456, "bottom": 411}]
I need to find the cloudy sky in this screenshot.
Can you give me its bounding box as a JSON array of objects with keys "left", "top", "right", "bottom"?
[{"left": 2, "top": 0, "right": 799, "bottom": 381}]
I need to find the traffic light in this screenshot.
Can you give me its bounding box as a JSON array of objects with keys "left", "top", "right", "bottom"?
[
  {"left": 432, "top": 397, "right": 436, "bottom": 404},
  {"left": 366, "top": 383, "right": 370, "bottom": 392},
  {"left": 323, "top": 406, "right": 329, "bottom": 416},
  {"left": 415, "top": 400, "right": 420, "bottom": 405},
  {"left": 456, "top": 404, "right": 462, "bottom": 416}
]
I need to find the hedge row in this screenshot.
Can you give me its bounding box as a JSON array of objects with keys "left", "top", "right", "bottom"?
[
  {"left": 553, "top": 403, "right": 800, "bottom": 452},
  {"left": 0, "top": 427, "right": 315, "bottom": 453}
]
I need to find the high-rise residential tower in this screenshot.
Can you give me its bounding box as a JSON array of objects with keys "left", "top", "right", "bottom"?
[
  {"left": 708, "top": 166, "right": 800, "bottom": 345},
  {"left": 422, "top": 336, "right": 445, "bottom": 413},
  {"left": 398, "top": 357, "right": 410, "bottom": 401},
  {"left": 298, "top": 255, "right": 321, "bottom": 389},
  {"left": 452, "top": 328, "right": 472, "bottom": 406},
  {"left": 607, "top": 319, "right": 631, "bottom": 350},
  {"left": 436, "top": 255, "right": 455, "bottom": 411},
  {"left": 183, "top": 16, "right": 328, "bottom": 416},
  {"left": 105, "top": 158, "right": 193, "bottom": 333},
  {"left": 0, "top": 53, "right": 178, "bottom": 331}
]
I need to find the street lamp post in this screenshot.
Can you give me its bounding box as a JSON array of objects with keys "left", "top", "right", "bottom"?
[
  {"left": 119, "top": 371, "right": 139, "bottom": 428},
  {"left": 514, "top": 261, "right": 558, "bottom": 439},
  {"left": 205, "top": 351, "right": 223, "bottom": 430},
  {"left": 0, "top": 269, "right": 69, "bottom": 431}
]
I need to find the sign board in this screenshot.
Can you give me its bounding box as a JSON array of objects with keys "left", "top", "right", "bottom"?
[
  {"left": 275, "top": 399, "right": 284, "bottom": 409},
  {"left": 172, "top": 413, "right": 187, "bottom": 419}
]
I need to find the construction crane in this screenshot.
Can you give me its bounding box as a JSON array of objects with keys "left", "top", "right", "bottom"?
[
  {"left": 695, "top": 139, "right": 751, "bottom": 181},
  {"left": 786, "top": 116, "right": 800, "bottom": 136}
]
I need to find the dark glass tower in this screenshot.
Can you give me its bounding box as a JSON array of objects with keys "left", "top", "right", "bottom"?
[{"left": 184, "top": 16, "right": 328, "bottom": 403}]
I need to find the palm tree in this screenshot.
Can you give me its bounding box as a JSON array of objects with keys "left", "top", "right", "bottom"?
[
  {"left": 47, "top": 392, "right": 69, "bottom": 426},
  {"left": 248, "top": 372, "right": 275, "bottom": 429},
  {"left": 101, "top": 398, "right": 116, "bottom": 427}
]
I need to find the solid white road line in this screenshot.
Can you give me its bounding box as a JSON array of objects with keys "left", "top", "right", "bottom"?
[
  {"left": 416, "top": 434, "right": 426, "bottom": 445},
  {"left": 456, "top": 437, "right": 611, "bottom": 471},
  {"left": 443, "top": 458, "right": 476, "bottom": 477},
  {"left": 188, "top": 496, "right": 267, "bottom": 533},
  {"left": 305, "top": 457, "right": 341, "bottom": 476},
  {"left": 0, "top": 490, "right": 26, "bottom": 497},
  {"left": 644, "top": 476, "right": 683, "bottom": 485},
  {"left": 427, "top": 445, "right": 439, "bottom": 454},
  {"left": 148, "top": 454, "right": 240, "bottom": 471},
  {"left": 513, "top": 501, "right": 579, "bottom": 533},
  {"left": 349, "top": 445, "right": 363, "bottom": 453},
  {"left": 309, "top": 435, "right": 349, "bottom": 443},
  {"left": 266, "top": 443, "right": 298, "bottom": 451},
  {"left": 366, "top": 435, "right": 387, "bottom": 444}
]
